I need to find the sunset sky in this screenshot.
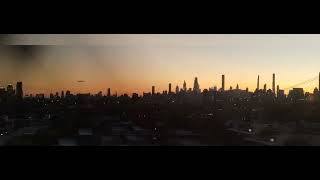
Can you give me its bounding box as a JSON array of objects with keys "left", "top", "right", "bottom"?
[{"left": 1, "top": 34, "right": 320, "bottom": 96}]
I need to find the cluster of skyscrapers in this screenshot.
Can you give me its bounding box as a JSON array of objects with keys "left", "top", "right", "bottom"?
[
  {"left": 149, "top": 73, "right": 286, "bottom": 97},
  {"left": 0, "top": 82, "right": 23, "bottom": 101},
  {"left": 2, "top": 72, "right": 320, "bottom": 101},
  {"left": 142, "top": 72, "right": 320, "bottom": 103}
]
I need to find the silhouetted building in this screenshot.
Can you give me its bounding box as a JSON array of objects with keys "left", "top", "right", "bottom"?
[
  {"left": 0, "top": 87, "right": 5, "bottom": 101},
  {"left": 278, "top": 90, "right": 285, "bottom": 99},
  {"left": 36, "top": 94, "right": 45, "bottom": 99},
  {"left": 97, "top": 91, "right": 102, "bottom": 97},
  {"left": 193, "top": 77, "right": 200, "bottom": 93},
  {"left": 66, "top": 90, "right": 71, "bottom": 98},
  {"left": 7, "top": 84, "right": 14, "bottom": 95},
  {"left": 222, "top": 75, "right": 225, "bottom": 91},
  {"left": 132, "top": 93, "right": 139, "bottom": 102},
  {"left": 16, "top": 82, "right": 23, "bottom": 99},
  {"left": 263, "top": 84, "right": 267, "bottom": 92},
  {"left": 236, "top": 84, "right": 239, "bottom": 90},
  {"left": 276, "top": 85, "right": 279, "bottom": 97},
  {"left": 272, "top": 73, "right": 275, "bottom": 93},
  {"left": 183, "top": 81, "right": 187, "bottom": 92},
  {"left": 288, "top": 88, "right": 304, "bottom": 101},
  {"left": 257, "top": 75, "right": 260, "bottom": 90},
  {"left": 152, "top": 86, "right": 155, "bottom": 95},
  {"left": 175, "top": 85, "right": 179, "bottom": 94},
  {"left": 169, "top": 83, "right": 172, "bottom": 94},
  {"left": 246, "top": 87, "right": 249, "bottom": 92},
  {"left": 107, "top": 88, "right": 111, "bottom": 97},
  {"left": 61, "top": 91, "right": 65, "bottom": 99}
]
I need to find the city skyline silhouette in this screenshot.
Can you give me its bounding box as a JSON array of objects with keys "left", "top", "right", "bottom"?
[
  {"left": 2, "top": 35, "right": 320, "bottom": 146},
  {"left": 2, "top": 34, "right": 320, "bottom": 95}
]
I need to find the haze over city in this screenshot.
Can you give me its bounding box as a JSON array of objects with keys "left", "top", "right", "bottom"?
[{"left": 1, "top": 34, "right": 320, "bottom": 96}]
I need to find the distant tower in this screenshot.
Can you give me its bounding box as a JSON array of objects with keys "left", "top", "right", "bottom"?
[
  {"left": 7, "top": 84, "right": 14, "bottom": 95},
  {"left": 107, "top": 88, "right": 111, "bottom": 97},
  {"left": 16, "top": 82, "right": 23, "bottom": 99},
  {"left": 264, "top": 84, "right": 267, "bottom": 92},
  {"left": 66, "top": 90, "right": 71, "bottom": 97},
  {"left": 236, "top": 84, "right": 239, "bottom": 90},
  {"left": 183, "top": 80, "right": 187, "bottom": 91},
  {"left": 230, "top": 86, "right": 232, "bottom": 90},
  {"left": 277, "top": 85, "right": 279, "bottom": 97},
  {"left": 169, "top": 83, "right": 172, "bottom": 94},
  {"left": 152, "top": 86, "right": 155, "bottom": 95},
  {"left": 246, "top": 87, "right": 249, "bottom": 92},
  {"left": 193, "top": 77, "right": 200, "bottom": 93},
  {"left": 50, "top": 93, "right": 54, "bottom": 99},
  {"left": 257, "top": 75, "right": 260, "bottom": 90},
  {"left": 175, "top": 85, "right": 179, "bottom": 94},
  {"left": 61, "top": 91, "right": 65, "bottom": 99},
  {"left": 222, "top": 75, "right": 225, "bottom": 91},
  {"left": 272, "top": 73, "right": 275, "bottom": 93}
]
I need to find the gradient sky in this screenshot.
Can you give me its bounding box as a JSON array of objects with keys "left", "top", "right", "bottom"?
[{"left": 1, "top": 34, "right": 320, "bottom": 96}]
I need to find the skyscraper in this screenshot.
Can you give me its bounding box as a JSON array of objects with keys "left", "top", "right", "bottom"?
[
  {"left": 61, "top": 91, "right": 65, "bottom": 99},
  {"left": 16, "top": 82, "right": 23, "bottom": 99},
  {"left": 183, "top": 81, "right": 187, "bottom": 92},
  {"left": 222, "top": 75, "right": 225, "bottom": 91},
  {"left": 152, "top": 86, "right": 155, "bottom": 95},
  {"left": 7, "top": 84, "right": 14, "bottom": 95},
  {"left": 169, "top": 83, "right": 172, "bottom": 94},
  {"left": 50, "top": 93, "right": 54, "bottom": 99},
  {"left": 272, "top": 73, "right": 275, "bottom": 93},
  {"left": 236, "top": 84, "right": 239, "bottom": 90},
  {"left": 0, "top": 87, "right": 5, "bottom": 99},
  {"left": 193, "top": 77, "right": 200, "bottom": 93},
  {"left": 263, "top": 84, "right": 267, "bottom": 92},
  {"left": 66, "top": 90, "right": 71, "bottom": 97},
  {"left": 107, "top": 88, "right": 111, "bottom": 97},
  {"left": 257, "top": 75, "right": 260, "bottom": 90},
  {"left": 175, "top": 85, "right": 179, "bottom": 94},
  {"left": 277, "top": 85, "right": 279, "bottom": 97}
]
